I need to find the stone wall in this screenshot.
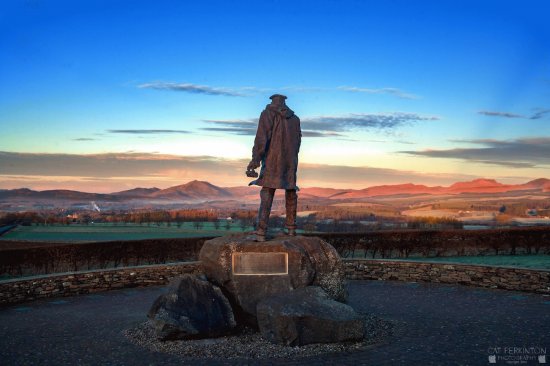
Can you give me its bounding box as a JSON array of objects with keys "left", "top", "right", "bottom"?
[
  {"left": 344, "top": 259, "right": 550, "bottom": 294},
  {"left": 1, "top": 259, "right": 549, "bottom": 306},
  {"left": 0, "top": 262, "right": 201, "bottom": 306}
]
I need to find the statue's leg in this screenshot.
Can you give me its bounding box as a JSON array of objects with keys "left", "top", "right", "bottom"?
[
  {"left": 285, "top": 189, "right": 297, "bottom": 236},
  {"left": 256, "top": 187, "right": 275, "bottom": 239}
]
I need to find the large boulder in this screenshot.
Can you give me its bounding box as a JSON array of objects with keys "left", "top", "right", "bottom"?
[
  {"left": 148, "top": 274, "right": 236, "bottom": 340},
  {"left": 256, "top": 286, "right": 365, "bottom": 346},
  {"left": 199, "top": 234, "right": 347, "bottom": 322}
]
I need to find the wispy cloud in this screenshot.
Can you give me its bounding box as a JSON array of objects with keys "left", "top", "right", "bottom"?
[
  {"left": 362, "top": 139, "right": 415, "bottom": 144},
  {"left": 200, "top": 113, "right": 437, "bottom": 137},
  {"left": 138, "top": 82, "right": 244, "bottom": 97},
  {"left": 138, "top": 81, "right": 418, "bottom": 100},
  {"left": 72, "top": 138, "right": 97, "bottom": 141},
  {"left": 400, "top": 137, "right": 550, "bottom": 168},
  {"left": 478, "top": 110, "right": 525, "bottom": 118},
  {"left": 200, "top": 119, "right": 345, "bottom": 137},
  {"left": 478, "top": 109, "right": 550, "bottom": 120},
  {"left": 301, "top": 131, "right": 344, "bottom": 137},
  {"left": 240, "top": 86, "right": 325, "bottom": 93},
  {"left": 202, "top": 120, "right": 256, "bottom": 129},
  {"left": 338, "top": 86, "right": 419, "bottom": 99},
  {"left": 301, "top": 113, "right": 439, "bottom": 131},
  {"left": 201, "top": 127, "right": 256, "bottom": 135},
  {"left": 107, "top": 129, "right": 191, "bottom": 134},
  {"left": 529, "top": 109, "right": 550, "bottom": 120},
  {"left": 200, "top": 120, "right": 256, "bottom": 136},
  {"left": 139, "top": 83, "right": 327, "bottom": 96}
]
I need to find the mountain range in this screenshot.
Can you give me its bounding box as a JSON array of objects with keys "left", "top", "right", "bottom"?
[{"left": 1, "top": 178, "right": 549, "bottom": 203}]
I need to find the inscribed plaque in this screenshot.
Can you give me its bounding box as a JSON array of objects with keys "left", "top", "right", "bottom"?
[{"left": 232, "top": 252, "right": 288, "bottom": 275}]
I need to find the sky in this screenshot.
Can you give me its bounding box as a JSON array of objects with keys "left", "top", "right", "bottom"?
[{"left": 1, "top": 0, "right": 550, "bottom": 192}]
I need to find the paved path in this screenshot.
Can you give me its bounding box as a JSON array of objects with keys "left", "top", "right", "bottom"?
[{"left": 1, "top": 280, "right": 549, "bottom": 365}]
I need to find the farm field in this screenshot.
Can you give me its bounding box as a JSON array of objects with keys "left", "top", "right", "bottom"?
[
  {"left": 0, "top": 222, "right": 254, "bottom": 242},
  {"left": 401, "top": 207, "right": 496, "bottom": 221}
]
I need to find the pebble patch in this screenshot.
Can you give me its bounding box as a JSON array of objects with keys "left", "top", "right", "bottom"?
[{"left": 123, "top": 314, "right": 395, "bottom": 360}]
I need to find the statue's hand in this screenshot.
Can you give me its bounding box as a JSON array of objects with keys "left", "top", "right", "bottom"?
[
  {"left": 246, "top": 161, "right": 259, "bottom": 178},
  {"left": 246, "top": 169, "right": 258, "bottom": 178},
  {"left": 247, "top": 160, "right": 260, "bottom": 171}
]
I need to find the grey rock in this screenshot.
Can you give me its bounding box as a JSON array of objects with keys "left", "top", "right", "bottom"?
[
  {"left": 256, "top": 287, "right": 365, "bottom": 346},
  {"left": 147, "top": 274, "right": 236, "bottom": 340},
  {"left": 199, "top": 234, "right": 347, "bottom": 323}
]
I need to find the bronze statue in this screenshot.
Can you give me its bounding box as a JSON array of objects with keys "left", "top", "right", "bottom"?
[{"left": 246, "top": 94, "right": 302, "bottom": 241}]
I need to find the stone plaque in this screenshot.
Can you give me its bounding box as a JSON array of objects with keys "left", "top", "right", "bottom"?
[{"left": 232, "top": 252, "right": 288, "bottom": 275}]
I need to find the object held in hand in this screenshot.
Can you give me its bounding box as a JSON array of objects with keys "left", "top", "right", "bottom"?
[{"left": 246, "top": 169, "right": 259, "bottom": 178}]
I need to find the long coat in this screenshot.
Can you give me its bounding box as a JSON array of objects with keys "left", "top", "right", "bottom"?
[{"left": 249, "top": 103, "right": 301, "bottom": 190}]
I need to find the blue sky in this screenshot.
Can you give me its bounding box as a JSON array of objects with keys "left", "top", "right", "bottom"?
[{"left": 1, "top": 0, "right": 550, "bottom": 191}]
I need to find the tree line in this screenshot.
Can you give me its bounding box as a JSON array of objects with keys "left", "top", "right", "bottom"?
[{"left": 0, "top": 208, "right": 465, "bottom": 232}]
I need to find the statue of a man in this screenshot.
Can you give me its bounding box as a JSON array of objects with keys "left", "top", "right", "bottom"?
[{"left": 246, "top": 94, "right": 302, "bottom": 241}]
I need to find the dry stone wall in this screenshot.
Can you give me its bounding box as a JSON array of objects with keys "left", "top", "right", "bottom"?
[
  {"left": 1, "top": 259, "right": 549, "bottom": 306},
  {"left": 344, "top": 259, "right": 550, "bottom": 294},
  {"left": 0, "top": 262, "right": 200, "bottom": 305}
]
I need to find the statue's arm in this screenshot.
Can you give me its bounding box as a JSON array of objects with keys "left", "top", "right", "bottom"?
[
  {"left": 249, "top": 110, "right": 272, "bottom": 169},
  {"left": 297, "top": 116, "right": 302, "bottom": 154}
]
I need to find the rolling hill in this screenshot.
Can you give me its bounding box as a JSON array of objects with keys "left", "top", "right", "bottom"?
[
  {"left": 112, "top": 187, "right": 161, "bottom": 197},
  {"left": 150, "top": 180, "right": 233, "bottom": 200},
  {"left": 1, "top": 178, "right": 549, "bottom": 204}
]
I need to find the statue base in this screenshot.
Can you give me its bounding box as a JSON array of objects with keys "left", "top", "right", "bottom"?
[{"left": 199, "top": 233, "right": 348, "bottom": 324}]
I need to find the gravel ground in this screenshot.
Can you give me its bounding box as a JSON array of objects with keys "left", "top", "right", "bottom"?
[
  {"left": 3, "top": 281, "right": 548, "bottom": 365},
  {"left": 123, "top": 314, "right": 396, "bottom": 360}
]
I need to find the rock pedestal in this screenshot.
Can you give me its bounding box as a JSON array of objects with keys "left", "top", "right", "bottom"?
[
  {"left": 148, "top": 275, "right": 236, "bottom": 340},
  {"left": 257, "top": 286, "right": 365, "bottom": 346},
  {"left": 149, "top": 234, "right": 365, "bottom": 345},
  {"left": 199, "top": 234, "right": 348, "bottom": 322}
]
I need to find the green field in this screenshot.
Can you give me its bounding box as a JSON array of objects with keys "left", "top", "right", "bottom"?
[
  {"left": 396, "top": 254, "right": 550, "bottom": 270},
  {"left": 0, "top": 222, "right": 254, "bottom": 242}
]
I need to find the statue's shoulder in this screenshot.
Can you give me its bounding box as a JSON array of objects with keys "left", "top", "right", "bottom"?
[
  {"left": 262, "top": 105, "right": 279, "bottom": 119},
  {"left": 264, "top": 104, "right": 276, "bottom": 113}
]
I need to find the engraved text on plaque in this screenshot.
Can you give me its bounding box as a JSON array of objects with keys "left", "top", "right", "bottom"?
[{"left": 232, "top": 252, "right": 288, "bottom": 275}]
